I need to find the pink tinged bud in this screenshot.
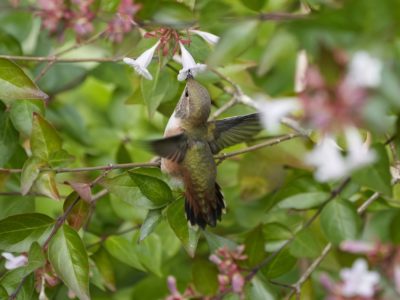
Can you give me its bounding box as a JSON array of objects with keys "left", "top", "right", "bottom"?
[
  {"left": 394, "top": 265, "right": 400, "bottom": 294},
  {"left": 123, "top": 40, "right": 160, "bottom": 80},
  {"left": 1, "top": 252, "right": 28, "bottom": 270},
  {"left": 189, "top": 30, "right": 220, "bottom": 45},
  {"left": 167, "top": 276, "right": 180, "bottom": 296},
  {"left": 319, "top": 273, "right": 336, "bottom": 292},
  {"left": 340, "top": 240, "right": 375, "bottom": 254},
  {"left": 231, "top": 273, "right": 245, "bottom": 293},
  {"left": 218, "top": 274, "right": 230, "bottom": 286},
  {"left": 209, "top": 254, "right": 222, "bottom": 265},
  {"left": 177, "top": 42, "right": 206, "bottom": 81}
]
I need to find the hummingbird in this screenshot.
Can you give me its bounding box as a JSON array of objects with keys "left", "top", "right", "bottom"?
[{"left": 147, "top": 77, "right": 262, "bottom": 228}]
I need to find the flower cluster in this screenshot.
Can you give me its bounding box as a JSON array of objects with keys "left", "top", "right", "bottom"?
[
  {"left": 164, "top": 245, "right": 248, "bottom": 299},
  {"left": 36, "top": 0, "right": 140, "bottom": 42},
  {"left": 209, "top": 245, "right": 248, "bottom": 297},
  {"left": 258, "top": 49, "right": 382, "bottom": 182},
  {"left": 123, "top": 29, "right": 219, "bottom": 81}
]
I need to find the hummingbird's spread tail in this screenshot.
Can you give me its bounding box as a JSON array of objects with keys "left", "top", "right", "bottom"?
[{"left": 184, "top": 182, "right": 225, "bottom": 229}]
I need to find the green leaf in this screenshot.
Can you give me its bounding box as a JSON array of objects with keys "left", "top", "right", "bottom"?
[
  {"left": 0, "top": 30, "right": 22, "bottom": 55},
  {"left": 352, "top": 144, "right": 392, "bottom": 196},
  {"left": 0, "top": 109, "right": 18, "bottom": 167},
  {"left": 0, "top": 213, "right": 53, "bottom": 252},
  {"left": 64, "top": 192, "right": 88, "bottom": 230},
  {"left": 0, "top": 269, "right": 34, "bottom": 300},
  {"left": 192, "top": 258, "right": 219, "bottom": 295},
  {"left": 133, "top": 231, "right": 163, "bottom": 276},
  {"left": 152, "top": 3, "right": 195, "bottom": 28},
  {"left": 246, "top": 276, "right": 276, "bottom": 300},
  {"left": 140, "top": 66, "right": 177, "bottom": 117},
  {"left": 32, "top": 171, "right": 60, "bottom": 200},
  {"left": 0, "top": 285, "right": 7, "bottom": 299},
  {"left": 105, "top": 236, "right": 145, "bottom": 272},
  {"left": 320, "top": 198, "right": 361, "bottom": 245},
  {"left": 240, "top": 0, "right": 267, "bottom": 11},
  {"left": 0, "top": 58, "right": 47, "bottom": 100},
  {"left": 30, "top": 113, "right": 62, "bottom": 161},
  {"left": 92, "top": 248, "right": 116, "bottom": 292},
  {"left": 25, "top": 242, "right": 45, "bottom": 273},
  {"left": 48, "top": 149, "right": 75, "bottom": 167},
  {"left": 140, "top": 209, "right": 162, "bottom": 241},
  {"left": 103, "top": 173, "right": 159, "bottom": 209},
  {"left": 0, "top": 195, "right": 35, "bottom": 219},
  {"left": 278, "top": 192, "right": 329, "bottom": 210},
  {"left": 262, "top": 248, "right": 297, "bottom": 279},
  {"left": 208, "top": 20, "right": 259, "bottom": 66},
  {"left": 129, "top": 171, "right": 173, "bottom": 208},
  {"left": 245, "top": 226, "right": 266, "bottom": 266},
  {"left": 289, "top": 229, "right": 324, "bottom": 258},
  {"left": 389, "top": 210, "right": 400, "bottom": 244},
  {"left": 48, "top": 225, "right": 90, "bottom": 300},
  {"left": 167, "top": 198, "right": 200, "bottom": 257},
  {"left": 20, "top": 156, "right": 45, "bottom": 195},
  {"left": 9, "top": 100, "right": 44, "bottom": 137},
  {"left": 203, "top": 231, "right": 237, "bottom": 253}
]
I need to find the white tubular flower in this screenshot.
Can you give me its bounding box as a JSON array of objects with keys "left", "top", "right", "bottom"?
[
  {"left": 345, "top": 127, "right": 375, "bottom": 170},
  {"left": 257, "top": 98, "right": 300, "bottom": 133},
  {"left": 305, "top": 135, "right": 348, "bottom": 182},
  {"left": 177, "top": 42, "right": 207, "bottom": 81},
  {"left": 340, "top": 259, "right": 380, "bottom": 298},
  {"left": 123, "top": 40, "right": 160, "bottom": 80},
  {"left": 189, "top": 29, "right": 220, "bottom": 45},
  {"left": 346, "top": 51, "right": 382, "bottom": 88},
  {"left": 294, "top": 50, "right": 308, "bottom": 93},
  {"left": 39, "top": 276, "right": 48, "bottom": 300},
  {"left": 1, "top": 252, "right": 28, "bottom": 270}
]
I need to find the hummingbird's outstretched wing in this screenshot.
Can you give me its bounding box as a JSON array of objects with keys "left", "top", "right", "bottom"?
[
  {"left": 145, "top": 133, "right": 188, "bottom": 162},
  {"left": 207, "top": 113, "right": 262, "bottom": 154}
]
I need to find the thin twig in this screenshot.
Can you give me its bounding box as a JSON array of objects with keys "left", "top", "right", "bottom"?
[
  {"left": 215, "top": 133, "right": 302, "bottom": 164},
  {"left": 0, "top": 55, "right": 123, "bottom": 62},
  {"left": 0, "top": 161, "right": 159, "bottom": 174}
]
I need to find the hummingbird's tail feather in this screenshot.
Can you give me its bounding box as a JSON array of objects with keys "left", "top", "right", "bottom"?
[{"left": 184, "top": 182, "right": 225, "bottom": 229}]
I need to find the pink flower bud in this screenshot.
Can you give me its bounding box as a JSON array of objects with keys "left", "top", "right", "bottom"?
[{"left": 231, "top": 273, "right": 245, "bottom": 293}]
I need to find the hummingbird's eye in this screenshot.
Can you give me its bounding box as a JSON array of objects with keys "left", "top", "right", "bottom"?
[{"left": 185, "top": 89, "right": 189, "bottom": 97}]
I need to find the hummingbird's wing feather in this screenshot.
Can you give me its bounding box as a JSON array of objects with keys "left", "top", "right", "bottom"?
[
  {"left": 207, "top": 113, "right": 262, "bottom": 154},
  {"left": 146, "top": 133, "right": 188, "bottom": 162}
]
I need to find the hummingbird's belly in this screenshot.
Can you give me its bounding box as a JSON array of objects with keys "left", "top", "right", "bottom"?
[{"left": 182, "top": 141, "right": 216, "bottom": 194}]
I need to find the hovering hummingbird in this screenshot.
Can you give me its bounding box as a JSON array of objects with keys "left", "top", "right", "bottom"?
[{"left": 147, "top": 77, "right": 262, "bottom": 228}]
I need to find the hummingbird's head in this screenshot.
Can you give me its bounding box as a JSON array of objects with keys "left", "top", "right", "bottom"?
[{"left": 175, "top": 78, "right": 211, "bottom": 125}]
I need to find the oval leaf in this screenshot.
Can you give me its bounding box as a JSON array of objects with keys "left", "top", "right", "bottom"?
[
  {"left": 30, "top": 113, "right": 62, "bottom": 161},
  {"left": 128, "top": 171, "right": 173, "bottom": 208},
  {"left": 166, "top": 198, "right": 200, "bottom": 257},
  {"left": 0, "top": 213, "right": 53, "bottom": 252},
  {"left": 105, "top": 236, "right": 145, "bottom": 272},
  {"left": 0, "top": 58, "right": 48, "bottom": 100},
  {"left": 48, "top": 225, "right": 90, "bottom": 300},
  {"left": 320, "top": 198, "right": 362, "bottom": 245}
]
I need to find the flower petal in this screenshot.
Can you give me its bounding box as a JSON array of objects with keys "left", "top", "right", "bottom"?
[
  {"left": 123, "top": 40, "right": 160, "bottom": 80},
  {"left": 189, "top": 30, "right": 220, "bottom": 45},
  {"left": 177, "top": 42, "right": 207, "bottom": 81}
]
